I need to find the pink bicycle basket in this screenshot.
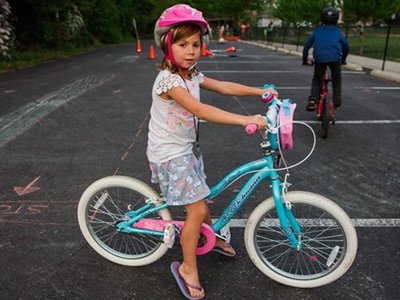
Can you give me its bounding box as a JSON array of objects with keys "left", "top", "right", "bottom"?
[{"left": 279, "top": 99, "right": 297, "bottom": 150}]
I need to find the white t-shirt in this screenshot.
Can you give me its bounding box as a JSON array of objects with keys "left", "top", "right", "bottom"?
[{"left": 147, "top": 70, "right": 204, "bottom": 163}]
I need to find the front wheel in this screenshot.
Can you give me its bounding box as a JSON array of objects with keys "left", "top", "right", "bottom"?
[
  {"left": 77, "top": 176, "right": 172, "bottom": 266},
  {"left": 244, "top": 191, "right": 357, "bottom": 288},
  {"left": 320, "top": 95, "right": 330, "bottom": 138}
]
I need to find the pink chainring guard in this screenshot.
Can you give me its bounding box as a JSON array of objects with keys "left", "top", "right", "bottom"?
[{"left": 133, "top": 219, "right": 216, "bottom": 255}]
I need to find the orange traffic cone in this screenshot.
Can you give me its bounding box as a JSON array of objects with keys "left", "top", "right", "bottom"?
[
  {"left": 136, "top": 41, "right": 142, "bottom": 53},
  {"left": 225, "top": 46, "right": 236, "bottom": 52},
  {"left": 148, "top": 45, "right": 156, "bottom": 60},
  {"left": 205, "top": 49, "right": 215, "bottom": 56},
  {"left": 201, "top": 43, "right": 207, "bottom": 56}
]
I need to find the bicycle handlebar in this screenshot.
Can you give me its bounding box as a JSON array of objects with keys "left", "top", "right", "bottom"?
[
  {"left": 262, "top": 90, "right": 275, "bottom": 104},
  {"left": 245, "top": 123, "right": 259, "bottom": 135},
  {"left": 245, "top": 91, "right": 278, "bottom": 135}
]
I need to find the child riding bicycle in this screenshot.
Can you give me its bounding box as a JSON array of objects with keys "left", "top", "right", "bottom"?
[
  {"left": 148, "top": 4, "right": 277, "bottom": 299},
  {"left": 303, "top": 7, "right": 349, "bottom": 111}
]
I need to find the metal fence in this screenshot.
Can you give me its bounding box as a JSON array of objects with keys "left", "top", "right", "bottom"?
[{"left": 241, "top": 25, "right": 400, "bottom": 71}]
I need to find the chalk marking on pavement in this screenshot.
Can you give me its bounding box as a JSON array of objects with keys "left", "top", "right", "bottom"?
[
  {"left": 0, "top": 74, "right": 114, "bottom": 148},
  {"left": 113, "top": 112, "right": 150, "bottom": 176},
  {"left": 115, "top": 56, "right": 139, "bottom": 64}
]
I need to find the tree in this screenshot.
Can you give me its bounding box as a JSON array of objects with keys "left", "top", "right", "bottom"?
[
  {"left": 343, "top": 0, "right": 400, "bottom": 23},
  {"left": 272, "top": 0, "right": 334, "bottom": 25},
  {"left": 0, "top": 0, "right": 13, "bottom": 59}
]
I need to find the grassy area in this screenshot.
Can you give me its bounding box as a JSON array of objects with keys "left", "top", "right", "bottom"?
[
  {"left": 0, "top": 38, "right": 134, "bottom": 73},
  {"left": 0, "top": 48, "right": 88, "bottom": 72},
  {"left": 345, "top": 26, "right": 400, "bottom": 62}
]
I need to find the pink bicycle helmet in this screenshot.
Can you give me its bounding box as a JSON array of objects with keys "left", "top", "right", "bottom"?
[{"left": 154, "top": 4, "right": 208, "bottom": 48}]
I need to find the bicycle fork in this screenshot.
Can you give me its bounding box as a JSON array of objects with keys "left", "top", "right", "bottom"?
[{"left": 271, "top": 178, "right": 302, "bottom": 250}]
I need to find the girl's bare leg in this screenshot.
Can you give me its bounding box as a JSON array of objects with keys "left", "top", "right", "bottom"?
[
  {"left": 203, "top": 203, "right": 235, "bottom": 254},
  {"left": 180, "top": 200, "right": 208, "bottom": 299}
]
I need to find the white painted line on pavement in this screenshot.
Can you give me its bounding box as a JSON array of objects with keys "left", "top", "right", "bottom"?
[
  {"left": 201, "top": 119, "right": 400, "bottom": 124},
  {"left": 219, "top": 218, "right": 400, "bottom": 227},
  {"left": 0, "top": 74, "right": 114, "bottom": 148},
  {"left": 249, "top": 86, "right": 400, "bottom": 90},
  {"left": 298, "top": 120, "right": 400, "bottom": 124},
  {"left": 274, "top": 86, "right": 309, "bottom": 90},
  {"left": 199, "top": 61, "right": 279, "bottom": 64},
  {"left": 203, "top": 70, "right": 365, "bottom": 74},
  {"left": 203, "top": 70, "right": 293, "bottom": 73},
  {"left": 342, "top": 71, "right": 366, "bottom": 74},
  {"left": 354, "top": 86, "right": 400, "bottom": 90}
]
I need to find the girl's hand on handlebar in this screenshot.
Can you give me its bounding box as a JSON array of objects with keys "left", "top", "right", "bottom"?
[
  {"left": 264, "top": 87, "right": 278, "bottom": 98},
  {"left": 244, "top": 115, "right": 267, "bottom": 131}
]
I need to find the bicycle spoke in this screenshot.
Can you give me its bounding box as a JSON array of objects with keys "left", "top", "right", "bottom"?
[
  {"left": 253, "top": 197, "right": 349, "bottom": 280},
  {"left": 83, "top": 184, "right": 165, "bottom": 259}
]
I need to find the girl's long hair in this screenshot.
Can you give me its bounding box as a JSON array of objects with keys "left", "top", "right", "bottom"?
[{"left": 159, "top": 23, "right": 202, "bottom": 77}]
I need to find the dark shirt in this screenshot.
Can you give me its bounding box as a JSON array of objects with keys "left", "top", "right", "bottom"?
[{"left": 303, "top": 25, "right": 349, "bottom": 64}]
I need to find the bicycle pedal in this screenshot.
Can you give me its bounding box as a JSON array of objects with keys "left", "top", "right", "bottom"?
[{"left": 163, "top": 223, "right": 175, "bottom": 248}]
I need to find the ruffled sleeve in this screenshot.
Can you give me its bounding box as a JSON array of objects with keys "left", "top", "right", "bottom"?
[
  {"left": 197, "top": 72, "right": 205, "bottom": 84},
  {"left": 155, "top": 73, "right": 185, "bottom": 95}
]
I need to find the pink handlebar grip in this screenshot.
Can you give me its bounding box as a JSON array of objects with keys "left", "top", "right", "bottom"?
[
  {"left": 262, "top": 92, "right": 275, "bottom": 103},
  {"left": 245, "top": 123, "right": 258, "bottom": 135}
]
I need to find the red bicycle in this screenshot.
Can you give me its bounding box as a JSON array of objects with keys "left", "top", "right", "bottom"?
[{"left": 317, "top": 70, "right": 335, "bottom": 139}]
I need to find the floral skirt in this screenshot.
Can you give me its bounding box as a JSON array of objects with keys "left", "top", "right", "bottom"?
[{"left": 149, "top": 154, "right": 210, "bottom": 206}]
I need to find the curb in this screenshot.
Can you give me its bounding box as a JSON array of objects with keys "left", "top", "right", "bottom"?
[
  {"left": 370, "top": 70, "right": 400, "bottom": 83},
  {"left": 343, "top": 63, "right": 363, "bottom": 71}
]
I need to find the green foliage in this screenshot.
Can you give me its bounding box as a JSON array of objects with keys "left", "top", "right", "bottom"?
[
  {"left": 5, "top": 0, "right": 400, "bottom": 63},
  {"left": 8, "top": 0, "right": 157, "bottom": 49},
  {"left": 0, "top": 0, "right": 13, "bottom": 59},
  {"left": 87, "top": 0, "right": 123, "bottom": 43},
  {"left": 272, "top": 0, "right": 333, "bottom": 25},
  {"left": 343, "top": 0, "right": 400, "bottom": 23}
]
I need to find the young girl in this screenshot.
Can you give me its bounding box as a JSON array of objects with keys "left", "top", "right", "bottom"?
[{"left": 148, "top": 4, "right": 276, "bottom": 299}]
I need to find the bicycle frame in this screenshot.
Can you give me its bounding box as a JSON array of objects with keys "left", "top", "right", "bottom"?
[{"left": 116, "top": 148, "right": 302, "bottom": 250}]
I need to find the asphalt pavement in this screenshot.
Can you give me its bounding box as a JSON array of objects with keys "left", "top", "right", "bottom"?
[{"left": 0, "top": 40, "right": 399, "bottom": 300}]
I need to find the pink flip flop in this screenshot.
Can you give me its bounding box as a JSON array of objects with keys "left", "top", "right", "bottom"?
[{"left": 170, "top": 261, "right": 204, "bottom": 300}]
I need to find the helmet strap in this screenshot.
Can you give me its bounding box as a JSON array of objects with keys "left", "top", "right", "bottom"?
[
  {"left": 165, "top": 31, "right": 177, "bottom": 66},
  {"left": 165, "top": 30, "right": 189, "bottom": 71}
]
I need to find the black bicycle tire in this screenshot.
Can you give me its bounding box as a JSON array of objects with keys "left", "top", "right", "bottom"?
[{"left": 321, "top": 94, "right": 330, "bottom": 138}]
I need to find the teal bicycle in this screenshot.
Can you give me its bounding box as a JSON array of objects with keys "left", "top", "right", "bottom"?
[{"left": 77, "top": 92, "right": 357, "bottom": 288}]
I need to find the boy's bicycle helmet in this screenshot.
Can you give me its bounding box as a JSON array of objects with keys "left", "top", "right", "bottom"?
[
  {"left": 320, "top": 7, "right": 339, "bottom": 24},
  {"left": 154, "top": 4, "right": 208, "bottom": 48}
]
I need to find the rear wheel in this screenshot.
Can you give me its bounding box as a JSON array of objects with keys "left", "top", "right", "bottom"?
[
  {"left": 77, "top": 176, "right": 172, "bottom": 266},
  {"left": 320, "top": 95, "right": 330, "bottom": 138}
]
